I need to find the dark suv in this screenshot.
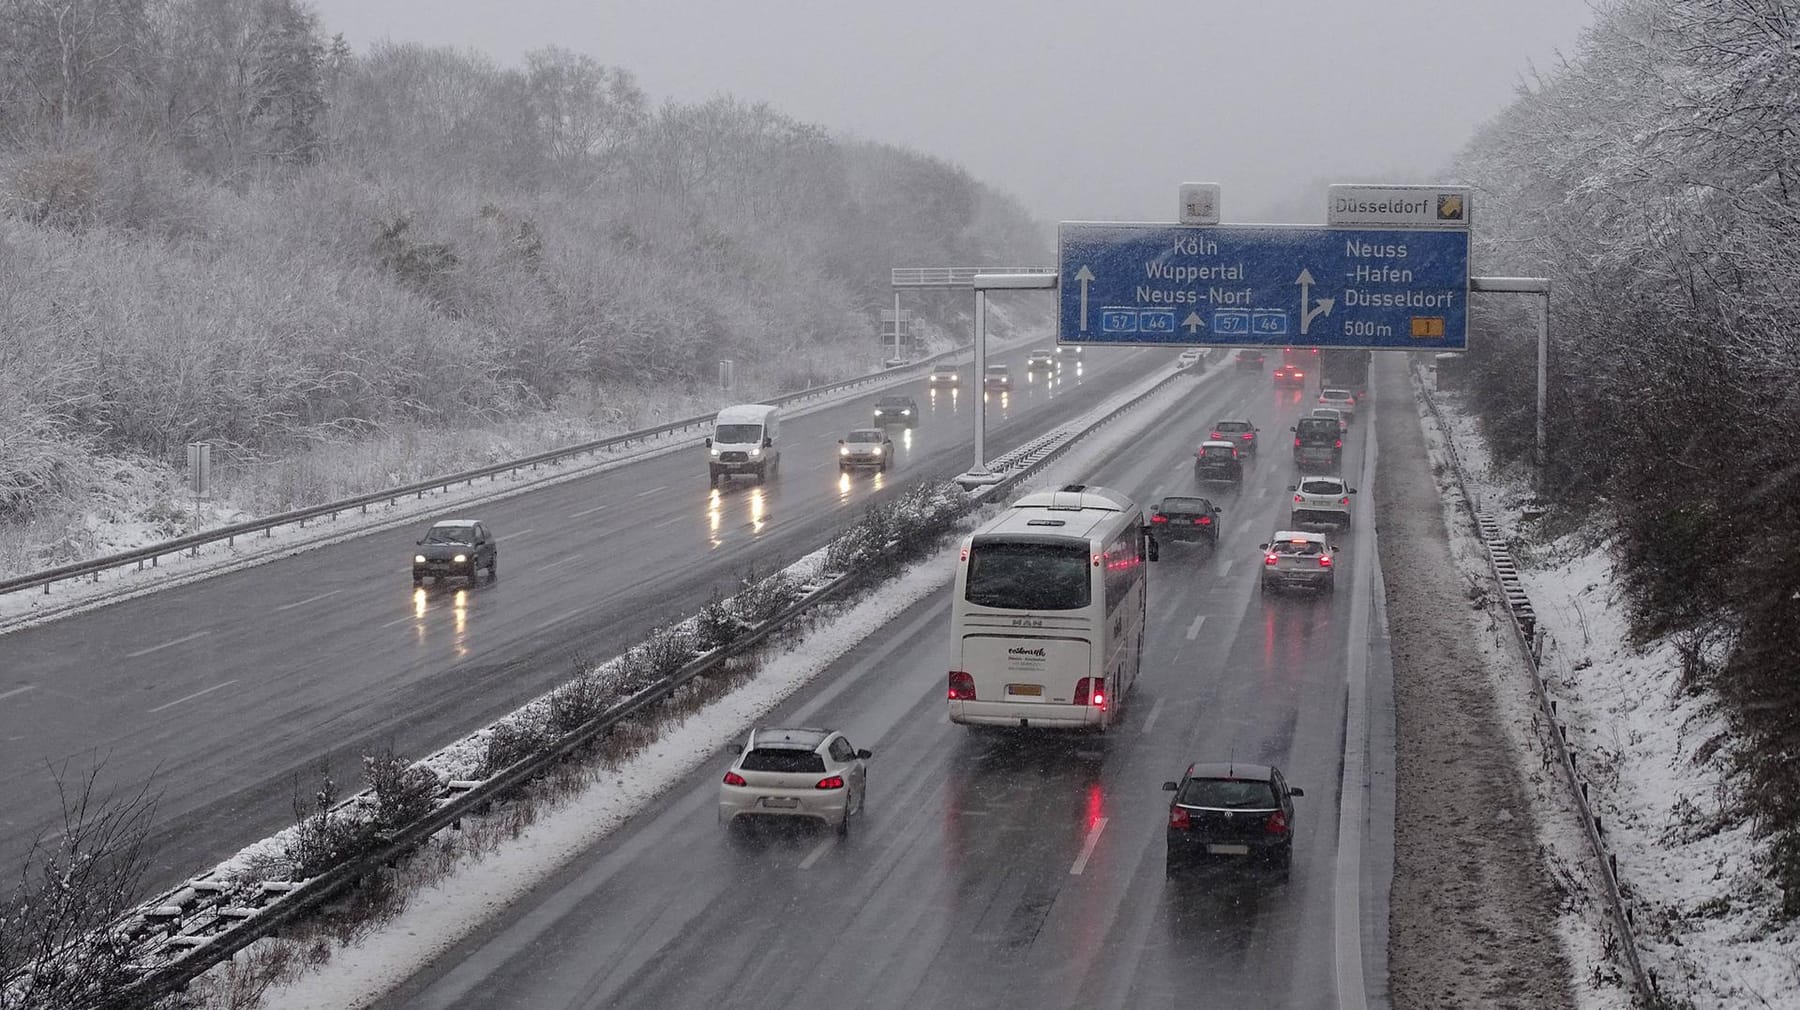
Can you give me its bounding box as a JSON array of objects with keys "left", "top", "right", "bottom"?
[
  {"left": 1164, "top": 762, "right": 1304, "bottom": 879},
  {"left": 1149, "top": 496, "right": 1222, "bottom": 544},
  {"left": 1291, "top": 417, "right": 1342, "bottom": 469},
  {"left": 872, "top": 395, "right": 918, "bottom": 426},
  {"left": 412, "top": 519, "right": 497, "bottom": 585},
  {"left": 1235, "top": 349, "right": 1266, "bottom": 371}
]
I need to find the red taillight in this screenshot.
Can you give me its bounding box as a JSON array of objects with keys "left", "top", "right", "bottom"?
[
  {"left": 1319, "top": 555, "right": 1332, "bottom": 567},
  {"left": 723, "top": 771, "right": 747, "bottom": 787},
  {"left": 1074, "top": 677, "right": 1106, "bottom": 707},
  {"left": 1265, "top": 553, "right": 1279, "bottom": 565},
  {"left": 1150, "top": 514, "right": 1168, "bottom": 524},
  {"left": 1265, "top": 810, "right": 1288, "bottom": 835},
  {"left": 1242, "top": 432, "right": 1253, "bottom": 440},
  {"left": 1210, "top": 431, "right": 1222, "bottom": 440},
  {"left": 1295, "top": 494, "right": 1304, "bottom": 503},
  {"left": 1169, "top": 806, "right": 1191, "bottom": 829},
  {"left": 1294, "top": 437, "right": 1302, "bottom": 447},
  {"left": 816, "top": 775, "right": 845, "bottom": 790},
  {"left": 1295, "top": 371, "right": 1303, "bottom": 378},
  {"left": 1198, "top": 516, "right": 1211, "bottom": 525},
  {"left": 960, "top": 547, "right": 969, "bottom": 561},
  {"left": 948, "top": 671, "right": 976, "bottom": 700},
  {"left": 1334, "top": 439, "right": 1342, "bottom": 448}
]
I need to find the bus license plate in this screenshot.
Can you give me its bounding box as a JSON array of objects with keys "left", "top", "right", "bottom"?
[
  {"left": 1008, "top": 684, "right": 1042, "bottom": 697},
  {"left": 1207, "top": 844, "right": 1249, "bottom": 856}
]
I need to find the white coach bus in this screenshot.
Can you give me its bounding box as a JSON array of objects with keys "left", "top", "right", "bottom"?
[{"left": 948, "top": 484, "right": 1158, "bottom": 731}]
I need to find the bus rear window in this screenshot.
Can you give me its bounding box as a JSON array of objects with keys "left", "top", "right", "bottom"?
[{"left": 965, "top": 541, "right": 1091, "bottom": 610}]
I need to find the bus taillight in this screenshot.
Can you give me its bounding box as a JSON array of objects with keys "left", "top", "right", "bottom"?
[
  {"left": 948, "top": 671, "right": 976, "bottom": 701},
  {"left": 1075, "top": 677, "right": 1106, "bottom": 708}
]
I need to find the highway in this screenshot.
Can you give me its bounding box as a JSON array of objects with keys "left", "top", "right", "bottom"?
[
  {"left": 0, "top": 343, "right": 1171, "bottom": 890},
  {"left": 374, "top": 364, "right": 1397, "bottom": 1010}
]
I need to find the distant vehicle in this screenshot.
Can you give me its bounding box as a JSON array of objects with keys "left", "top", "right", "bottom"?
[
  {"left": 1318, "top": 348, "right": 1371, "bottom": 399},
  {"left": 1235, "top": 349, "right": 1266, "bottom": 371},
  {"left": 412, "top": 519, "right": 497, "bottom": 586},
  {"left": 1310, "top": 407, "right": 1348, "bottom": 433},
  {"left": 1210, "top": 419, "right": 1259, "bottom": 456},
  {"left": 1260, "top": 530, "right": 1337, "bottom": 594},
  {"left": 984, "top": 365, "right": 1013, "bottom": 390},
  {"left": 1164, "top": 762, "right": 1304, "bottom": 879},
  {"left": 707, "top": 403, "right": 781, "bottom": 486},
  {"left": 928, "top": 363, "right": 962, "bottom": 388},
  {"left": 882, "top": 356, "right": 909, "bottom": 368},
  {"left": 1291, "top": 416, "right": 1342, "bottom": 469},
  {"left": 1027, "top": 350, "right": 1056, "bottom": 371},
  {"left": 1273, "top": 364, "right": 1306, "bottom": 386},
  {"left": 872, "top": 395, "right": 918, "bottom": 426},
  {"left": 1176, "top": 349, "right": 1203, "bottom": 369},
  {"left": 949, "top": 484, "right": 1158, "bottom": 732},
  {"left": 718, "top": 727, "right": 871, "bottom": 836},
  {"left": 1057, "top": 344, "right": 1084, "bottom": 359},
  {"left": 1318, "top": 388, "right": 1358, "bottom": 421},
  {"left": 1290, "top": 475, "right": 1356, "bottom": 528},
  {"left": 1193, "top": 440, "right": 1243, "bottom": 483},
  {"left": 1149, "top": 496, "right": 1222, "bottom": 545},
  {"left": 838, "top": 428, "right": 893, "bottom": 472}
]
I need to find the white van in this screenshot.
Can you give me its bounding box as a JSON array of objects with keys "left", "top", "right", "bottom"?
[{"left": 707, "top": 404, "right": 781, "bottom": 486}]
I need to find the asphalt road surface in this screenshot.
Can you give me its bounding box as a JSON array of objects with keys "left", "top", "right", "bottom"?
[
  {"left": 375, "top": 362, "right": 1398, "bottom": 1010},
  {"left": 0, "top": 344, "right": 1173, "bottom": 891}
]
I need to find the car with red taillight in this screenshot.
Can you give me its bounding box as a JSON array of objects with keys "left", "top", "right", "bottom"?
[
  {"left": 1272, "top": 364, "right": 1306, "bottom": 386},
  {"left": 1309, "top": 407, "right": 1347, "bottom": 434},
  {"left": 718, "top": 727, "right": 871, "bottom": 836},
  {"left": 1259, "top": 529, "right": 1337, "bottom": 594},
  {"left": 1234, "top": 348, "right": 1266, "bottom": 371},
  {"left": 1291, "top": 417, "right": 1342, "bottom": 469},
  {"left": 1289, "top": 476, "right": 1355, "bottom": 528},
  {"left": 1149, "top": 496, "right": 1222, "bottom": 545},
  {"left": 1193, "top": 440, "right": 1243, "bottom": 483},
  {"left": 1317, "top": 387, "right": 1358, "bottom": 422},
  {"left": 1163, "top": 762, "right": 1304, "bottom": 879},
  {"left": 1209, "top": 418, "right": 1259, "bottom": 457}
]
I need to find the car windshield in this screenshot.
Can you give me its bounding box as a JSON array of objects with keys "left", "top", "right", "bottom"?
[
  {"left": 1178, "top": 777, "right": 1278, "bottom": 809},
  {"left": 1159, "top": 497, "right": 1212, "bottom": 513},
  {"left": 987, "top": 366, "right": 1008, "bottom": 374},
  {"left": 934, "top": 365, "right": 956, "bottom": 373},
  {"left": 877, "top": 399, "right": 910, "bottom": 408},
  {"left": 1300, "top": 480, "right": 1343, "bottom": 495},
  {"left": 964, "top": 541, "right": 1091, "bottom": 610},
  {"left": 846, "top": 430, "right": 884, "bottom": 443},
  {"left": 1271, "top": 539, "right": 1324, "bottom": 557},
  {"left": 739, "top": 749, "right": 825, "bottom": 773},
  {"left": 714, "top": 423, "right": 762, "bottom": 443},
  {"left": 424, "top": 526, "right": 475, "bottom": 545}
]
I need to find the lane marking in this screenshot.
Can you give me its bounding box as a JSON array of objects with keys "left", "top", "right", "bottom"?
[
  {"left": 542, "top": 554, "right": 584, "bottom": 571},
  {"left": 124, "top": 631, "right": 209, "bottom": 659},
  {"left": 632, "top": 485, "right": 668, "bottom": 498},
  {"left": 1141, "top": 697, "right": 1165, "bottom": 735},
  {"left": 1335, "top": 380, "right": 1381, "bottom": 1010},
  {"left": 0, "top": 685, "right": 37, "bottom": 703},
  {"left": 275, "top": 589, "right": 342, "bottom": 612},
  {"left": 1068, "top": 816, "right": 1109, "bottom": 875},
  {"left": 1259, "top": 486, "right": 1269, "bottom": 499},
  {"left": 569, "top": 504, "right": 607, "bottom": 519},
  {"left": 1216, "top": 559, "right": 1234, "bottom": 577},
  {"left": 649, "top": 516, "right": 683, "bottom": 530},
  {"left": 147, "top": 679, "right": 238, "bottom": 714},
  {"left": 380, "top": 613, "right": 420, "bottom": 629},
  {"left": 506, "top": 528, "right": 536, "bottom": 541},
  {"left": 1185, "top": 613, "right": 1208, "bottom": 640},
  {"left": 798, "top": 836, "right": 835, "bottom": 870}
]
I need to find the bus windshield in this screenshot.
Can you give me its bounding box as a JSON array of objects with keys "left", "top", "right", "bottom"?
[{"left": 965, "top": 541, "right": 1090, "bottom": 611}]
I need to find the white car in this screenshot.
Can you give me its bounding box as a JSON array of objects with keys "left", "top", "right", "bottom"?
[
  {"left": 718, "top": 727, "right": 871, "bottom": 835},
  {"left": 1289, "top": 475, "right": 1356, "bottom": 528},
  {"left": 1310, "top": 407, "right": 1348, "bottom": 433},
  {"left": 1318, "top": 388, "right": 1358, "bottom": 421},
  {"left": 1259, "top": 529, "right": 1338, "bottom": 594},
  {"left": 1176, "top": 349, "right": 1203, "bottom": 369}
]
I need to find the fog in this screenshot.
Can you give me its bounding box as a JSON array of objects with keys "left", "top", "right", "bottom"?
[{"left": 317, "top": 0, "right": 1589, "bottom": 224}]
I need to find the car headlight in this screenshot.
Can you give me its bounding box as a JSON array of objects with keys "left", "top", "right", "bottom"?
[
  {"left": 901, "top": 409, "right": 911, "bottom": 415},
  {"left": 414, "top": 554, "right": 426, "bottom": 564},
  {"left": 453, "top": 554, "right": 467, "bottom": 564},
  {"left": 749, "top": 447, "right": 761, "bottom": 457},
  {"left": 709, "top": 446, "right": 720, "bottom": 456},
  {"left": 873, "top": 445, "right": 884, "bottom": 454},
  {"left": 840, "top": 445, "right": 850, "bottom": 455}
]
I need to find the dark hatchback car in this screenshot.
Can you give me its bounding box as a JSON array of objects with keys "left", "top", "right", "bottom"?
[
  {"left": 1149, "top": 496, "right": 1222, "bottom": 544},
  {"left": 1164, "top": 762, "right": 1304, "bottom": 879},
  {"left": 412, "top": 519, "right": 497, "bottom": 585},
  {"left": 872, "top": 395, "right": 918, "bottom": 426},
  {"left": 1272, "top": 363, "right": 1306, "bottom": 386},
  {"left": 1193, "top": 440, "right": 1243, "bottom": 483},
  {"left": 1291, "top": 416, "right": 1343, "bottom": 469},
  {"left": 1210, "top": 419, "right": 1259, "bottom": 456},
  {"left": 1235, "top": 349, "right": 1266, "bottom": 370}
]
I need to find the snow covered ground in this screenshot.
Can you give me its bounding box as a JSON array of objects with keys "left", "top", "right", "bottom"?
[
  {"left": 196, "top": 354, "right": 1207, "bottom": 1010},
  {"left": 1418, "top": 374, "right": 1799, "bottom": 1010}
]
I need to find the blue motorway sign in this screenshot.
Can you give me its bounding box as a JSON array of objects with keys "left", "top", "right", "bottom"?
[{"left": 1058, "top": 223, "right": 1468, "bottom": 350}]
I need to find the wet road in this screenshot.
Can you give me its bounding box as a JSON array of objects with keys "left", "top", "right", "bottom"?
[{"left": 376, "top": 366, "right": 1397, "bottom": 1010}]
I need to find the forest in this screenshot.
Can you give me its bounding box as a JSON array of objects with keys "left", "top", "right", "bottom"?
[
  {"left": 0, "top": 0, "right": 1048, "bottom": 545},
  {"left": 1454, "top": 0, "right": 1800, "bottom": 912}
]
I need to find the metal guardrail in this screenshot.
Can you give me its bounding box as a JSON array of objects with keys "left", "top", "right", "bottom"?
[
  {"left": 1, "top": 339, "right": 1022, "bottom": 601},
  {"left": 1413, "top": 363, "right": 1651, "bottom": 1002},
  {"left": 71, "top": 349, "right": 1208, "bottom": 1008}
]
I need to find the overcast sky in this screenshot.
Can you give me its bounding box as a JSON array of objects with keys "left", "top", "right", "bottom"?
[{"left": 308, "top": 0, "right": 1594, "bottom": 225}]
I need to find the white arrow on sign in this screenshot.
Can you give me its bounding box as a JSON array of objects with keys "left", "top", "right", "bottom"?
[
  {"left": 1183, "top": 311, "right": 1204, "bottom": 335},
  {"left": 1295, "top": 268, "right": 1335, "bottom": 336},
  {"left": 1075, "top": 265, "right": 1095, "bottom": 333}
]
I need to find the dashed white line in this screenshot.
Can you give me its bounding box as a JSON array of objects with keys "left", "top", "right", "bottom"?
[
  {"left": 798, "top": 836, "right": 835, "bottom": 870},
  {"left": 1216, "top": 559, "right": 1235, "bottom": 577},
  {"left": 1185, "top": 613, "right": 1208, "bottom": 640},
  {"left": 542, "top": 554, "right": 584, "bottom": 571},
  {"left": 633, "top": 485, "right": 668, "bottom": 498},
  {"left": 1069, "top": 816, "right": 1109, "bottom": 875},
  {"left": 569, "top": 504, "right": 607, "bottom": 519},
  {"left": 650, "top": 516, "right": 683, "bottom": 530},
  {"left": 1141, "top": 698, "right": 1165, "bottom": 735},
  {"left": 1258, "top": 487, "right": 1270, "bottom": 499},
  {"left": 124, "top": 631, "right": 210, "bottom": 659},
  {"left": 0, "top": 685, "right": 37, "bottom": 703},
  {"left": 379, "top": 613, "right": 419, "bottom": 629},
  {"left": 507, "top": 528, "right": 537, "bottom": 541},
  {"left": 275, "top": 589, "right": 343, "bottom": 612},
  {"left": 147, "top": 679, "right": 238, "bottom": 714}
]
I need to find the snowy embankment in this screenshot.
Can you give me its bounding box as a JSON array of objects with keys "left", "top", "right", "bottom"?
[
  {"left": 1422, "top": 381, "right": 1798, "bottom": 1010},
  {"left": 199, "top": 359, "right": 1207, "bottom": 1010}
]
